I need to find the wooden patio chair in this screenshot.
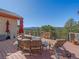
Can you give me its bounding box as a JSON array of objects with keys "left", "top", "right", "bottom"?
[
  {"left": 18, "top": 40, "right": 23, "bottom": 50},
  {"left": 18, "top": 40, "right": 31, "bottom": 55},
  {"left": 54, "top": 40, "right": 66, "bottom": 48},
  {"left": 50, "top": 40, "right": 67, "bottom": 59},
  {"left": 30, "top": 40, "right": 42, "bottom": 54}
]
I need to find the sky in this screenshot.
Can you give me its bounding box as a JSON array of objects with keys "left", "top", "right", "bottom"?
[{"left": 0, "top": 0, "right": 79, "bottom": 27}]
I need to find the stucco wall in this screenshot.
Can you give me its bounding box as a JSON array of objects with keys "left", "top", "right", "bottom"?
[{"left": 0, "top": 16, "right": 18, "bottom": 39}]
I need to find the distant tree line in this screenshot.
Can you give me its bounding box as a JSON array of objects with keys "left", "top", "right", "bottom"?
[{"left": 24, "top": 18, "right": 79, "bottom": 40}]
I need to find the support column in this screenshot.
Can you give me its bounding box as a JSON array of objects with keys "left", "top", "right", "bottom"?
[{"left": 19, "top": 18, "right": 24, "bottom": 34}]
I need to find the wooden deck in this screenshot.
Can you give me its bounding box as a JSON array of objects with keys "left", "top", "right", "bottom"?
[
  {"left": 0, "top": 39, "right": 56, "bottom": 59},
  {"left": 0, "top": 39, "right": 79, "bottom": 59}
]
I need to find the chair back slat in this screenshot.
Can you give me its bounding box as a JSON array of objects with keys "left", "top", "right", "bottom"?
[
  {"left": 54, "top": 40, "right": 66, "bottom": 48},
  {"left": 18, "top": 40, "right": 31, "bottom": 49},
  {"left": 24, "top": 40, "right": 31, "bottom": 48},
  {"left": 31, "top": 40, "right": 42, "bottom": 47}
]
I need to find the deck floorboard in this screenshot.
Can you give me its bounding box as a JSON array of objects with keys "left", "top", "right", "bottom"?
[{"left": 0, "top": 40, "right": 79, "bottom": 59}]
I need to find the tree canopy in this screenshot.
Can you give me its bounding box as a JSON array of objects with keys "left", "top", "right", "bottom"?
[
  {"left": 41, "top": 25, "right": 55, "bottom": 32},
  {"left": 24, "top": 19, "right": 79, "bottom": 39}
]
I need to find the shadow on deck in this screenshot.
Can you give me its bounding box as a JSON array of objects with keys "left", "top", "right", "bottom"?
[
  {"left": 2, "top": 49, "right": 55, "bottom": 59},
  {"left": 0, "top": 39, "right": 56, "bottom": 59},
  {"left": 0, "top": 39, "right": 79, "bottom": 59}
]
